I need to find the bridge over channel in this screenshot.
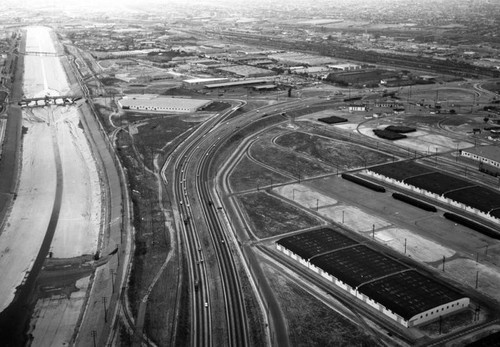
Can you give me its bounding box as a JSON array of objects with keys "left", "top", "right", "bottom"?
[
  {"left": 21, "top": 51, "right": 62, "bottom": 57},
  {"left": 17, "top": 95, "right": 83, "bottom": 108}
]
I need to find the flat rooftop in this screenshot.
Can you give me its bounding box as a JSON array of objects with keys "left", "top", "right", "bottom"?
[
  {"left": 311, "top": 245, "right": 408, "bottom": 287},
  {"left": 370, "top": 160, "right": 500, "bottom": 216},
  {"left": 359, "top": 270, "right": 465, "bottom": 320},
  {"left": 370, "top": 161, "right": 433, "bottom": 181},
  {"left": 278, "top": 228, "right": 468, "bottom": 321},
  {"left": 119, "top": 95, "right": 211, "bottom": 110},
  {"left": 277, "top": 228, "right": 357, "bottom": 260},
  {"left": 462, "top": 145, "right": 500, "bottom": 163},
  {"left": 205, "top": 79, "right": 267, "bottom": 89},
  {"left": 405, "top": 172, "right": 475, "bottom": 196}
]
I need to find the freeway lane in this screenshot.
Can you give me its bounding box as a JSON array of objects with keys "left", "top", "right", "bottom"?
[{"left": 163, "top": 102, "right": 246, "bottom": 346}]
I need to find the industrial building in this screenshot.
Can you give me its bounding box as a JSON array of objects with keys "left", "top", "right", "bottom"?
[
  {"left": 366, "top": 161, "right": 500, "bottom": 221},
  {"left": 328, "top": 63, "right": 362, "bottom": 71},
  {"left": 204, "top": 79, "right": 268, "bottom": 89},
  {"left": 268, "top": 52, "right": 335, "bottom": 66},
  {"left": 118, "top": 95, "right": 211, "bottom": 113},
  {"left": 277, "top": 228, "right": 469, "bottom": 328},
  {"left": 217, "top": 65, "right": 275, "bottom": 78},
  {"left": 183, "top": 77, "right": 229, "bottom": 87},
  {"left": 460, "top": 145, "right": 500, "bottom": 169}
]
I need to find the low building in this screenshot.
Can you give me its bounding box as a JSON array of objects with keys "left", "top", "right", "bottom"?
[
  {"left": 348, "top": 105, "right": 366, "bottom": 112},
  {"left": 328, "top": 63, "right": 362, "bottom": 71},
  {"left": 460, "top": 145, "right": 500, "bottom": 170},
  {"left": 183, "top": 78, "right": 229, "bottom": 87},
  {"left": 276, "top": 228, "right": 469, "bottom": 328},
  {"left": 204, "top": 79, "right": 268, "bottom": 89},
  {"left": 118, "top": 95, "right": 211, "bottom": 113},
  {"left": 217, "top": 65, "right": 275, "bottom": 78}
]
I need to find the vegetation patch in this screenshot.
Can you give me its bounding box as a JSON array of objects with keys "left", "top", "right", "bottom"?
[
  {"left": 229, "top": 155, "right": 291, "bottom": 192},
  {"left": 317, "top": 115, "right": 347, "bottom": 124},
  {"left": 342, "top": 173, "right": 386, "bottom": 192},
  {"left": 373, "top": 129, "right": 407, "bottom": 140},
  {"left": 263, "top": 262, "right": 380, "bottom": 346},
  {"left": 201, "top": 101, "right": 231, "bottom": 112},
  {"left": 250, "top": 138, "right": 333, "bottom": 178},
  {"left": 275, "top": 131, "right": 391, "bottom": 169},
  {"left": 131, "top": 116, "right": 199, "bottom": 170},
  {"left": 419, "top": 309, "right": 474, "bottom": 337},
  {"left": 239, "top": 192, "right": 321, "bottom": 238},
  {"left": 0, "top": 91, "right": 7, "bottom": 103},
  {"left": 117, "top": 132, "right": 170, "bottom": 321},
  {"left": 161, "top": 87, "right": 206, "bottom": 98},
  {"left": 385, "top": 125, "right": 416, "bottom": 133},
  {"left": 99, "top": 76, "right": 126, "bottom": 86}
]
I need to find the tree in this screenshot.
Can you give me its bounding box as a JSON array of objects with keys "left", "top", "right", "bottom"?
[{"left": 484, "top": 117, "right": 490, "bottom": 124}]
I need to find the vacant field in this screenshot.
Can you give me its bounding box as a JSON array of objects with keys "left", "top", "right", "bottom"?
[
  {"left": 238, "top": 192, "right": 322, "bottom": 238},
  {"left": 445, "top": 258, "right": 500, "bottom": 302},
  {"left": 321, "top": 204, "right": 392, "bottom": 232},
  {"left": 480, "top": 81, "right": 500, "bottom": 94},
  {"left": 262, "top": 260, "right": 380, "bottom": 346},
  {"left": 376, "top": 227, "right": 455, "bottom": 263},
  {"left": 273, "top": 183, "right": 338, "bottom": 210},
  {"left": 249, "top": 138, "right": 333, "bottom": 179},
  {"left": 229, "top": 155, "right": 292, "bottom": 192},
  {"left": 409, "top": 88, "right": 476, "bottom": 104},
  {"left": 274, "top": 131, "right": 392, "bottom": 169},
  {"left": 123, "top": 115, "right": 199, "bottom": 170},
  {"left": 116, "top": 132, "right": 171, "bottom": 325}
]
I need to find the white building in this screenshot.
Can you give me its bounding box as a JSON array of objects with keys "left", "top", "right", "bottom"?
[
  {"left": 118, "top": 95, "right": 211, "bottom": 113},
  {"left": 276, "top": 231, "right": 469, "bottom": 328},
  {"left": 460, "top": 145, "right": 500, "bottom": 169}
]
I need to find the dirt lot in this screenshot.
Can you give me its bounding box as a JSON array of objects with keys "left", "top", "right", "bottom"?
[
  {"left": 238, "top": 191, "right": 323, "bottom": 239},
  {"left": 274, "top": 129, "right": 392, "bottom": 169},
  {"left": 229, "top": 155, "right": 292, "bottom": 192}
]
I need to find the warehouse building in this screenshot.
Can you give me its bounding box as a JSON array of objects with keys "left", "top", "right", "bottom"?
[
  {"left": 277, "top": 228, "right": 469, "bottom": 328},
  {"left": 204, "top": 79, "right": 268, "bottom": 89},
  {"left": 183, "top": 77, "right": 229, "bottom": 87},
  {"left": 460, "top": 145, "right": 500, "bottom": 169},
  {"left": 118, "top": 95, "right": 211, "bottom": 113},
  {"left": 217, "top": 65, "right": 275, "bottom": 78}
]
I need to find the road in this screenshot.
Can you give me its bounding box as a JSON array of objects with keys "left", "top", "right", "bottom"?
[{"left": 161, "top": 101, "right": 249, "bottom": 346}]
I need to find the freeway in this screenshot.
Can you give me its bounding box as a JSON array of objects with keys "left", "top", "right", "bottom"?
[
  {"left": 163, "top": 102, "right": 246, "bottom": 346},
  {"left": 161, "top": 96, "right": 331, "bottom": 345}
]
